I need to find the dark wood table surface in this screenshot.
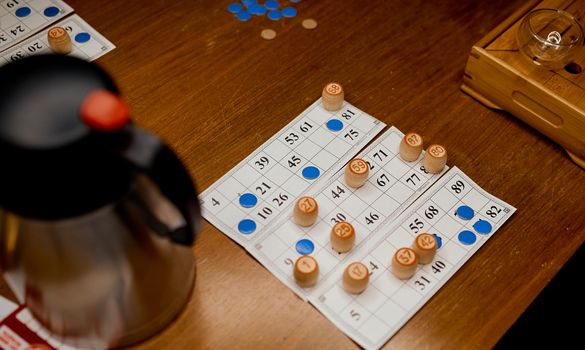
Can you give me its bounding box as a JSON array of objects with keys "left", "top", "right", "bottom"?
[{"left": 3, "top": 0, "right": 585, "bottom": 348}]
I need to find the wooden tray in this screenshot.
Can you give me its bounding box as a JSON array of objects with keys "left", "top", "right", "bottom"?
[{"left": 462, "top": 0, "right": 585, "bottom": 168}]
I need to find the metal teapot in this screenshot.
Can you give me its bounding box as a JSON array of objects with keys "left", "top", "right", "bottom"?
[{"left": 0, "top": 55, "right": 201, "bottom": 349}]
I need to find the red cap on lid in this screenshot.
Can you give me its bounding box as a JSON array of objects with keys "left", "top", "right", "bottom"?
[{"left": 81, "top": 90, "right": 129, "bottom": 131}]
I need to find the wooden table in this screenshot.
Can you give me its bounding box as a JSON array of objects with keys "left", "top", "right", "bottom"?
[{"left": 3, "top": 0, "right": 585, "bottom": 348}]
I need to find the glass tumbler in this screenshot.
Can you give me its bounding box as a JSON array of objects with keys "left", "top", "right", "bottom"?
[{"left": 517, "top": 8, "right": 584, "bottom": 70}]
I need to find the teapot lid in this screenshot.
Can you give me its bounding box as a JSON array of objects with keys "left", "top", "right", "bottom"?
[{"left": 0, "top": 55, "right": 133, "bottom": 219}]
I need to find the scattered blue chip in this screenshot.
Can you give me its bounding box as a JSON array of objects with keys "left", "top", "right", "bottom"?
[
  {"left": 227, "top": 3, "right": 243, "bottom": 13},
  {"left": 458, "top": 230, "right": 477, "bottom": 245},
  {"left": 236, "top": 11, "right": 252, "bottom": 21},
  {"left": 296, "top": 239, "right": 315, "bottom": 255},
  {"left": 242, "top": 0, "right": 256, "bottom": 6},
  {"left": 326, "top": 119, "right": 344, "bottom": 132},
  {"left": 302, "top": 166, "right": 320, "bottom": 180},
  {"left": 249, "top": 4, "right": 266, "bottom": 15},
  {"left": 15, "top": 7, "right": 31, "bottom": 17},
  {"left": 239, "top": 193, "right": 258, "bottom": 208},
  {"left": 238, "top": 219, "right": 257, "bottom": 235},
  {"left": 456, "top": 205, "right": 474, "bottom": 220},
  {"left": 74, "top": 32, "right": 91, "bottom": 43},
  {"left": 282, "top": 7, "right": 297, "bottom": 18},
  {"left": 290, "top": 0, "right": 302, "bottom": 3},
  {"left": 473, "top": 219, "right": 493, "bottom": 235},
  {"left": 267, "top": 10, "right": 282, "bottom": 21},
  {"left": 265, "top": 0, "right": 280, "bottom": 10},
  {"left": 43, "top": 6, "right": 60, "bottom": 17},
  {"left": 433, "top": 233, "right": 443, "bottom": 249}
]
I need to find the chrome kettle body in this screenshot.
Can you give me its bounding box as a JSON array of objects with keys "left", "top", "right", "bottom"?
[{"left": 0, "top": 55, "right": 201, "bottom": 349}]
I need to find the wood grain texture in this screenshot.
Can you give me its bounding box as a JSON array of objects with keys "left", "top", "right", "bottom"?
[{"left": 2, "top": 0, "right": 584, "bottom": 349}]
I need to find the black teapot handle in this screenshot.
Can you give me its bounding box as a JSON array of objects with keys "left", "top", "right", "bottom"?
[
  {"left": 118, "top": 126, "right": 201, "bottom": 245},
  {"left": 81, "top": 90, "right": 200, "bottom": 246}
]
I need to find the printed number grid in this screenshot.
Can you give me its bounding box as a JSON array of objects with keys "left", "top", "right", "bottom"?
[
  {"left": 311, "top": 167, "right": 516, "bottom": 350},
  {"left": 251, "top": 127, "right": 446, "bottom": 299},
  {"left": 1, "top": 14, "right": 116, "bottom": 65},
  {"left": 201, "top": 98, "right": 385, "bottom": 246},
  {"left": 0, "top": 0, "right": 73, "bottom": 52}
]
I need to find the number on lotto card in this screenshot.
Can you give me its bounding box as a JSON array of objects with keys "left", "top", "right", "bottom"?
[
  {"left": 327, "top": 181, "right": 350, "bottom": 203},
  {"left": 417, "top": 201, "right": 442, "bottom": 225},
  {"left": 367, "top": 146, "right": 392, "bottom": 167},
  {"left": 339, "top": 108, "right": 356, "bottom": 121},
  {"left": 252, "top": 178, "right": 276, "bottom": 199},
  {"left": 402, "top": 171, "right": 424, "bottom": 190},
  {"left": 422, "top": 259, "right": 451, "bottom": 278},
  {"left": 447, "top": 177, "right": 470, "bottom": 197},
  {"left": 373, "top": 171, "right": 394, "bottom": 191},
  {"left": 280, "top": 129, "right": 304, "bottom": 148},
  {"left": 408, "top": 270, "right": 437, "bottom": 295},
  {"left": 251, "top": 153, "right": 274, "bottom": 173},
  {"left": 482, "top": 201, "right": 508, "bottom": 223},
  {"left": 295, "top": 120, "right": 315, "bottom": 135},
  {"left": 329, "top": 211, "right": 350, "bottom": 226}
]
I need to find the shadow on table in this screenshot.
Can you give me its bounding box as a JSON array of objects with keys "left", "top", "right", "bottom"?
[{"left": 495, "top": 242, "right": 583, "bottom": 348}]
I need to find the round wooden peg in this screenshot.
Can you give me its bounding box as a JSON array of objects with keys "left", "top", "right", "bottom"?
[
  {"left": 294, "top": 255, "right": 319, "bottom": 288},
  {"left": 342, "top": 262, "right": 369, "bottom": 294},
  {"left": 399, "top": 132, "right": 423, "bottom": 162},
  {"left": 331, "top": 221, "right": 356, "bottom": 253},
  {"left": 391, "top": 247, "right": 418, "bottom": 280},
  {"left": 344, "top": 158, "right": 369, "bottom": 188},
  {"left": 423, "top": 144, "right": 447, "bottom": 174},
  {"left": 293, "top": 196, "right": 318, "bottom": 227},
  {"left": 412, "top": 233, "right": 437, "bottom": 264},
  {"left": 47, "top": 27, "right": 72, "bottom": 55},
  {"left": 322, "top": 82, "right": 344, "bottom": 111}
]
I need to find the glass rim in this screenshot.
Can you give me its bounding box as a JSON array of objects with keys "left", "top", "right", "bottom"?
[{"left": 525, "top": 8, "right": 584, "bottom": 47}]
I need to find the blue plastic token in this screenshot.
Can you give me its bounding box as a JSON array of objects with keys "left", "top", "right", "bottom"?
[
  {"left": 458, "top": 230, "right": 477, "bottom": 245},
  {"left": 15, "top": 7, "right": 31, "bottom": 17},
  {"left": 302, "top": 166, "right": 320, "bottom": 180},
  {"left": 456, "top": 205, "right": 474, "bottom": 220},
  {"left": 239, "top": 193, "right": 258, "bottom": 208},
  {"left": 238, "top": 219, "right": 257, "bottom": 235},
  {"left": 282, "top": 7, "right": 297, "bottom": 17},
  {"left": 267, "top": 10, "right": 282, "bottom": 20},
  {"left": 433, "top": 233, "right": 443, "bottom": 249},
  {"left": 473, "top": 219, "right": 493, "bottom": 235},
  {"left": 227, "top": 3, "right": 243, "bottom": 13},
  {"left": 236, "top": 11, "right": 252, "bottom": 21},
  {"left": 74, "top": 32, "right": 91, "bottom": 43},
  {"left": 242, "top": 0, "right": 256, "bottom": 5},
  {"left": 265, "top": 0, "right": 280, "bottom": 10},
  {"left": 296, "top": 239, "right": 315, "bottom": 255},
  {"left": 249, "top": 4, "right": 266, "bottom": 15},
  {"left": 326, "top": 119, "right": 344, "bottom": 132},
  {"left": 43, "top": 6, "right": 60, "bottom": 17}
]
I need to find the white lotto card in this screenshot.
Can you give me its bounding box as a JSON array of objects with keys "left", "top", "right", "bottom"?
[
  {"left": 200, "top": 93, "right": 517, "bottom": 349},
  {"left": 310, "top": 167, "right": 516, "bottom": 349},
  {"left": 251, "top": 126, "right": 447, "bottom": 299},
  {"left": 1, "top": 14, "right": 115, "bottom": 65},
  {"left": 200, "top": 98, "right": 386, "bottom": 247},
  {"left": 0, "top": 0, "right": 73, "bottom": 52}
]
